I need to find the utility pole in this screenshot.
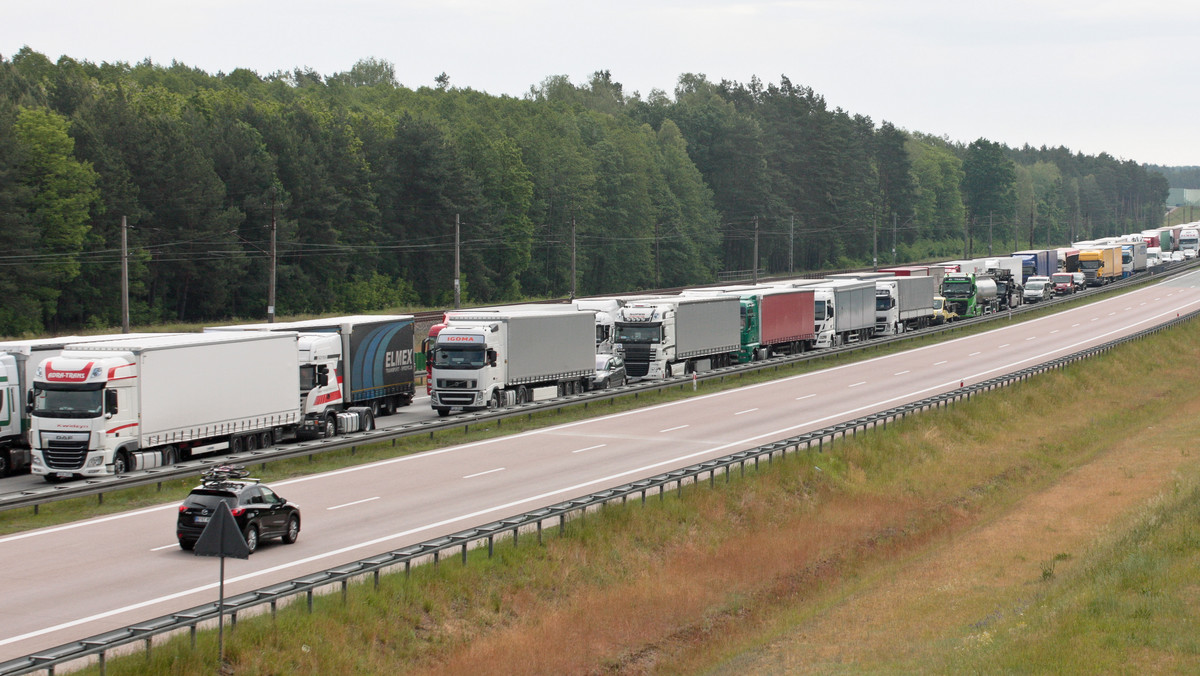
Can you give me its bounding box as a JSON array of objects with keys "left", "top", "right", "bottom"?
[
  {"left": 571, "top": 217, "right": 577, "bottom": 301},
  {"left": 453, "top": 214, "right": 461, "bottom": 309},
  {"left": 891, "top": 212, "right": 897, "bottom": 264},
  {"left": 268, "top": 192, "right": 277, "bottom": 323},
  {"left": 1028, "top": 204, "right": 1036, "bottom": 249},
  {"left": 988, "top": 212, "right": 993, "bottom": 256},
  {"left": 120, "top": 216, "right": 129, "bottom": 333},
  {"left": 752, "top": 216, "right": 759, "bottom": 284},
  {"left": 872, "top": 214, "right": 878, "bottom": 270},
  {"left": 789, "top": 215, "right": 794, "bottom": 274}
]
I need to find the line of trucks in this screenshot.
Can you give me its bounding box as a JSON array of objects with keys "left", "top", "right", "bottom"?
[
  {"left": 2, "top": 235, "right": 1177, "bottom": 478},
  {"left": 0, "top": 316, "right": 417, "bottom": 481}
]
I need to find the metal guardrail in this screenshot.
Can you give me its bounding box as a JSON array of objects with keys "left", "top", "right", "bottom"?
[
  {"left": 4, "top": 299, "right": 1197, "bottom": 676},
  {"left": 0, "top": 260, "right": 1190, "bottom": 514}
]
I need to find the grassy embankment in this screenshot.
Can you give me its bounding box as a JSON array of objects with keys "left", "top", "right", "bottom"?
[{"left": 79, "top": 304, "right": 1200, "bottom": 673}]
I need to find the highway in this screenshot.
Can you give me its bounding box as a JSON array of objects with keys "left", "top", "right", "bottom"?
[{"left": 2, "top": 271, "right": 1199, "bottom": 660}]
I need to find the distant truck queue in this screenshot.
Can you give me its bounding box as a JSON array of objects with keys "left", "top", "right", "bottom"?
[{"left": 1, "top": 230, "right": 1186, "bottom": 478}]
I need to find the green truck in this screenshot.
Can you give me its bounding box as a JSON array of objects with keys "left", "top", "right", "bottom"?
[{"left": 941, "top": 273, "right": 999, "bottom": 319}]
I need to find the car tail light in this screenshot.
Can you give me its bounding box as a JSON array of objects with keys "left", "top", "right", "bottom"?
[
  {"left": 231, "top": 507, "right": 245, "bottom": 517},
  {"left": 178, "top": 505, "right": 188, "bottom": 513}
]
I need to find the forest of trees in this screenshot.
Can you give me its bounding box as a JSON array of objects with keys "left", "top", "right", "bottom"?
[{"left": 0, "top": 48, "right": 1171, "bottom": 336}]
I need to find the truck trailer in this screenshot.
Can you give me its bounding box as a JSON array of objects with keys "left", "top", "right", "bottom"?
[
  {"left": 430, "top": 310, "right": 597, "bottom": 415},
  {"left": 207, "top": 315, "right": 416, "bottom": 415},
  {"left": 28, "top": 332, "right": 359, "bottom": 481},
  {"left": 773, "top": 279, "right": 876, "bottom": 348},
  {"left": 681, "top": 286, "right": 816, "bottom": 361},
  {"left": 1078, "top": 245, "right": 1122, "bottom": 286},
  {"left": 614, "top": 296, "right": 740, "bottom": 380},
  {"left": 1011, "top": 250, "right": 1058, "bottom": 281},
  {"left": 874, "top": 275, "right": 937, "bottom": 335}
]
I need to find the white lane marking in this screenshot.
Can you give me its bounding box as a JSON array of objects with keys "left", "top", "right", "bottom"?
[
  {"left": 893, "top": 370, "right": 910, "bottom": 376},
  {"left": 571, "top": 444, "right": 607, "bottom": 454},
  {"left": 848, "top": 382, "right": 866, "bottom": 388},
  {"left": 1025, "top": 336, "right": 1036, "bottom": 341},
  {"left": 150, "top": 544, "right": 177, "bottom": 552},
  {"left": 660, "top": 425, "right": 689, "bottom": 433},
  {"left": 327, "top": 497, "right": 380, "bottom": 511},
  {"left": 1050, "top": 330, "right": 1059, "bottom": 334},
  {"left": 463, "top": 468, "right": 505, "bottom": 479},
  {"left": 7, "top": 291, "right": 1200, "bottom": 648},
  {"left": 1090, "top": 317, "right": 1099, "bottom": 321},
  {"left": 968, "top": 352, "right": 981, "bottom": 357},
  {"left": 1108, "top": 312, "right": 1116, "bottom": 316},
  {"left": 933, "top": 360, "right": 947, "bottom": 366},
  {"left": 1072, "top": 323, "right": 1080, "bottom": 327},
  {"left": 734, "top": 408, "right": 759, "bottom": 415},
  {"left": 998, "top": 344, "right": 1009, "bottom": 348},
  {"left": 796, "top": 394, "right": 816, "bottom": 400}
]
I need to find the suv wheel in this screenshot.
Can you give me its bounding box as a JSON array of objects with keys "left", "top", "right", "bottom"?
[
  {"left": 281, "top": 515, "right": 300, "bottom": 544},
  {"left": 243, "top": 524, "right": 259, "bottom": 553}
]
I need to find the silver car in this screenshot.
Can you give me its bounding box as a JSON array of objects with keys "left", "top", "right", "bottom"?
[{"left": 590, "top": 354, "right": 626, "bottom": 390}]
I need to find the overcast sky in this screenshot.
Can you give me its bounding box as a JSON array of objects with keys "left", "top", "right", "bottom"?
[{"left": 5, "top": 0, "right": 1197, "bottom": 166}]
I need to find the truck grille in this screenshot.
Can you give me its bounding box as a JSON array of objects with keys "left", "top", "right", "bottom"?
[
  {"left": 622, "top": 344, "right": 653, "bottom": 377},
  {"left": 42, "top": 435, "right": 89, "bottom": 470},
  {"left": 436, "top": 379, "right": 473, "bottom": 389},
  {"left": 438, "top": 392, "right": 477, "bottom": 406}
]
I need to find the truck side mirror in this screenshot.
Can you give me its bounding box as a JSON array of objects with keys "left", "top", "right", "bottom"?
[
  {"left": 25, "top": 390, "right": 33, "bottom": 414},
  {"left": 487, "top": 349, "right": 497, "bottom": 367},
  {"left": 105, "top": 389, "right": 118, "bottom": 416},
  {"left": 316, "top": 365, "right": 329, "bottom": 387}
]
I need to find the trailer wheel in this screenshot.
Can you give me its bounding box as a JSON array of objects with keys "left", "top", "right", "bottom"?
[
  {"left": 0, "top": 451, "right": 9, "bottom": 477},
  {"left": 516, "top": 386, "right": 528, "bottom": 404},
  {"left": 259, "top": 431, "right": 273, "bottom": 449},
  {"left": 230, "top": 436, "right": 244, "bottom": 454},
  {"left": 246, "top": 434, "right": 259, "bottom": 452}
]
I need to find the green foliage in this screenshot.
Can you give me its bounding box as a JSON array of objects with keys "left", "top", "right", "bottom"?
[{"left": 0, "top": 51, "right": 1173, "bottom": 335}]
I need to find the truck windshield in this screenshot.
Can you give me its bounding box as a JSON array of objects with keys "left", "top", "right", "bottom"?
[
  {"left": 875, "top": 294, "right": 891, "bottom": 311},
  {"left": 943, "top": 282, "right": 971, "bottom": 298},
  {"left": 615, "top": 324, "right": 662, "bottom": 344},
  {"left": 31, "top": 384, "right": 104, "bottom": 418},
  {"left": 1079, "top": 260, "right": 1101, "bottom": 270},
  {"left": 433, "top": 347, "right": 487, "bottom": 369}
]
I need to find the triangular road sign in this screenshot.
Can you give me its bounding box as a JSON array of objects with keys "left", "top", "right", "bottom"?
[{"left": 193, "top": 500, "right": 250, "bottom": 559}]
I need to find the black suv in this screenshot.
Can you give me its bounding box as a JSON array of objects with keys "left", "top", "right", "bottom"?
[{"left": 177, "top": 466, "right": 301, "bottom": 553}]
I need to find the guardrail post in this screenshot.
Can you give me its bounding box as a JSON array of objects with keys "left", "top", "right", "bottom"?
[
  {"left": 341, "top": 579, "right": 348, "bottom": 602},
  {"left": 462, "top": 542, "right": 469, "bottom": 564},
  {"left": 513, "top": 525, "right": 520, "bottom": 548},
  {"left": 537, "top": 520, "right": 543, "bottom": 545},
  {"left": 488, "top": 535, "right": 494, "bottom": 557},
  {"left": 307, "top": 589, "right": 313, "bottom": 612}
]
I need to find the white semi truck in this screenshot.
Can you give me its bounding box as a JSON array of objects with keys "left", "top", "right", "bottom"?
[
  {"left": 613, "top": 295, "right": 741, "bottom": 380},
  {"left": 873, "top": 275, "right": 937, "bottom": 335},
  {"left": 0, "top": 334, "right": 163, "bottom": 476},
  {"left": 29, "top": 332, "right": 371, "bottom": 481},
  {"left": 429, "top": 310, "right": 596, "bottom": 416}
]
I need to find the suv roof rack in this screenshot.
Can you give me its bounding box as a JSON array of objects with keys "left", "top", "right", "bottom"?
[{"left": 200, "top": 464, "right": 259, "bottom": 489}]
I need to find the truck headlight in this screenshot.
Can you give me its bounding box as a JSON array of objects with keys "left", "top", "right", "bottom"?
[
  {"left": 32, "top": 456, "right": 43, "bottom": 467},
  {"left": 88, "top": 455, "right": 104, "bottom": 467}
]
